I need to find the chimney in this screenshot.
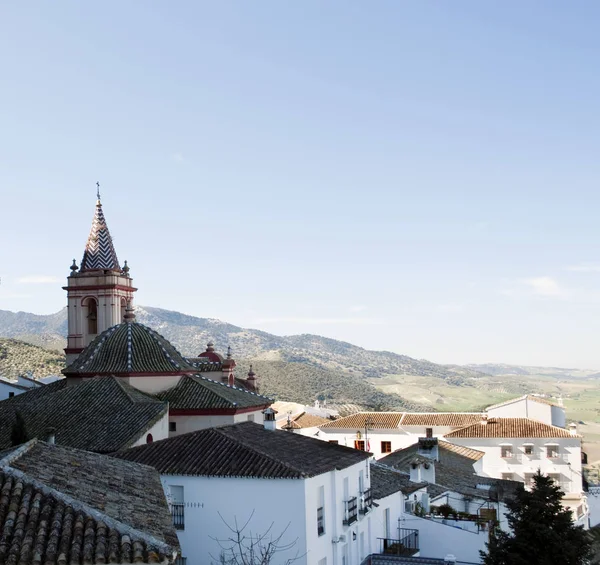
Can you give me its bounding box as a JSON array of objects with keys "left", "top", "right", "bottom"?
[
  {"left": 46, "top": 427, "right": 56, "bottom": 445},
  {"left": 263, "top": 407, "right": 277, "bottom": 431},
  {"left": 569, "top": 422, "right": 578, "bottom": 437}
]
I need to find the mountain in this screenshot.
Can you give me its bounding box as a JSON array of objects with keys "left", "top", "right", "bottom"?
[
  {"left": 0, "top": 306, "right": 487, "bottom": 382},
  {"left": 0, "top": 338, "right": 65, "bottom": 379}
]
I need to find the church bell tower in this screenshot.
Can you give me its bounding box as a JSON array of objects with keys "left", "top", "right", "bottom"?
[{"left": 63, "top": 185, "right": 137, "bottom": 365}]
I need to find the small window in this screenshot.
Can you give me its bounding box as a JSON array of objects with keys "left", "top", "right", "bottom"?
[
  {"left": 248, "top": 414, "right": 255, "bottom": 422},
  {"left": 547, "top": 446, "right": 559, "bottom": 458},
  {"left": 329, "top": 440, "right": 339, "bottom": 444},
  {"left": 317, "top": 506, "right": 325, "bottom": 536},
  {"left": 524, "top": 445, "right": 534, "bottom": 455},
  {"left": 381, "top": 441, "right": 392, "bottom": 454},
  {"left": 548, "top": 473, "right": 561, "bottom": 486},
  {"left": 146, "top": 433, "right": 153, "bottom": 444},
  {"left": 426, "top": 428, "right": 433, "bottom": 438},
  {"left": 501, "top": 446, "right": 513, "bottom": 458},
  {"left": 8, "top": 392, "right": 14, "bottom": 398},
  {"left": 169, "top": 422, "right": 176, "bottom": 432},
  {"left": 501, "top": 473, "right": 514, "bottom": 481},
  {"left": 354, "top": 440, "right": 365, "bottom": 451}
]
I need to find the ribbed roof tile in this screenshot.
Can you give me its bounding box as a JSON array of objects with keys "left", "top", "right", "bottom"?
[{"left": 445, "top": 418, "right": 577, "bottom": 439}]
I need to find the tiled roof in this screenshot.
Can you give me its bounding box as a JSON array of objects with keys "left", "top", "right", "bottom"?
[
  {"left": 0, "top": 440, "right": 178, "bottom": 564},
  {"left": 445, "top": 418, "right": 577, "bottom": 439},
  {"left": 400, "top": 413, "right": 483, "bottom": 427},
  {"left": 0, "top": 377, "right": 167, "bottom": 453},
  {"left": 116, "top": 422, "right": 370, "bottom": 479},
  {"left": 155, "top": 375, "right": 271, "bottom": 411},
  {"left": 370, "top": 463, "right": 427, "bottom": 499},
  {"left": 485, "top": 394, "right": 561, "bottom": 410},
  {"left": 63, "top": 322, "right": 197, "bottom": 376},
  {"left": 186, "top": 358, "right": 223, "bottom": 372},
  {"left": 281, "top": 412, "right": 330, "bottom": 430},
  {"left": 80, "top": 198, "right": 121, "bottom": 272},
  {"left": 379, "top": 440, "right": 520, "bottom": 502},
  {"left": 320, "top": 412, "right": 404, "bottom": 429}
]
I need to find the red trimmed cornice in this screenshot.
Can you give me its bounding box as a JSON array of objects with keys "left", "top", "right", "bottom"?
[{"left": 62, "top": 285, "right": 137, "bottom": 292}]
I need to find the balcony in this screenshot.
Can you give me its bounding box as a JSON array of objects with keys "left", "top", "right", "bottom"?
[
  {"left": 547, "top": 452, "right": 570, "bottom": 463},
  {"left": 378, "top": 529, "right": 419, "bottom": 557},
  {"left": 343, "top": 497, "right": 358, "bottom": 525},
  {"left": 171, "top": 503, "right": 185, "bottom": 530},
  {"left": 360, "top": 489, "right": 373, "bottom": 515}
]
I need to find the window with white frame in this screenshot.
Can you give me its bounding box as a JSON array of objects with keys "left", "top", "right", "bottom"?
[
  {"left": 500, "top": 445, "right": 513, "bottom": 458},
  {"left": 546, "top": 445, "right": 560, "bottom": 458},
  {"left": 523, "top": 444, "right": 534, "bottom": 456}
]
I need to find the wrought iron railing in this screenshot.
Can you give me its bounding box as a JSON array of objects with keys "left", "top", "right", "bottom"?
[
  {"left": 343, "top": 496, "right": 358, "bottom": 525},
  {"left": 171, "top": 503, "right": 185, "bottom": 530},
  {"left": 360, "top": 489, "right": 373, "bottom": 514},
  {"left": 378, "top": 529, "right": 419, "bottom": 556}
]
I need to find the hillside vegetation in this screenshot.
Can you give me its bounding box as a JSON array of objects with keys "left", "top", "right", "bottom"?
[{"left": 0, "top": 338, "right": 65, "bottom": 379}]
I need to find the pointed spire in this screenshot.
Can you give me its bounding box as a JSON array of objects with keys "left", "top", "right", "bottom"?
[{"left": 80, "top": 185, "right": 121, "bottom": 272}]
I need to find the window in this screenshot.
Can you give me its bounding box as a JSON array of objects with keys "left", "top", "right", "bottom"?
[
  {"left": 500, "top": 445, "right": 513, "bottom": 458},
  {"left": 8, "top": 392, "right": 14, "bottom": 398},
  {"left": 381, "top": 441, "right": 392, "bottom": 454},
  {"left": 247, "top": 414, "right": 255, "bottom": 422},
  {"left": 548, "top": 473, "right": 561, "bottom": 486},
  {"left": 329, "top": 440, "right": 339, "bottom": 444},
  {"left": 354, "top": 440, "right": 365, "bottom": 451},
  {"left": 170, "top": 486, "right": 185, "bottom": 530},
  {"left": 426, "top": 428, "right": 433, "bottom": 438},
  {"left": 146, "top": 433, "right": 153, "bottom": 444},
  {"left": 546, "top": 445, "right": 560, "bottom": 458},
  {"left": 524, "top": 444, "right": 534, "bottom": 455},
  {"left": 501, "top": 473, "right": 514, "bottom": 481},
  {"left": 343, "top": 497, "right": 358, "bottom": 525},
  {"left": 317, "top": 506, "right": 325, "bottom": 536},
  {"left": 86, "top": 298, "right": 98, "bottom": 335},
  {"left": 169, "top": 422, "right": 176, "bottom": 432}
]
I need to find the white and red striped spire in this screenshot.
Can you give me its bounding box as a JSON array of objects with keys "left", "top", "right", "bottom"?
[{"left": 80, "top": 182, "right": 121, "bottom": 272}]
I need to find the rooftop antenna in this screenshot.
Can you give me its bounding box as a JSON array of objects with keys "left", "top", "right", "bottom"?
[{"left": 96, "top": 181, "right": 101, "bottom": 201}]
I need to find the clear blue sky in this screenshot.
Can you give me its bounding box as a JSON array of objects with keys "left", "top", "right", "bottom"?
[{"left": 2, "top": 1, "right": 600, "bottom": 368}]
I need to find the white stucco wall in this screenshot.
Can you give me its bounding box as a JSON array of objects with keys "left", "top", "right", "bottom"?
[
  {"left": 168, "top": 409, "right": 265, "bottom": 436},
  {"left": 486, "top": 398, "right": 564, "bottom": 427},
  {"left": 317, "top": 429, "right": 417, "bottom": 459},
  {"left": 587, "top": 486, "right": 600, "bottom": 527},
  {"left": 446, "top": 436, "right": 583, "bottom": 493},
  {"left": 0, "top": 381, "right": 27, "bottom": 401},
  {"left": 130, "top": 412, "right": 170, "bottom": 447},
  {"left": 123, "top": 375, "right": 183, "bottom": 394}
]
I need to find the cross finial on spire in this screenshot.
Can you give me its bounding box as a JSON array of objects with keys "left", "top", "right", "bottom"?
[{"left": 96, "top": 181, "right": 101, "bottom": 201}]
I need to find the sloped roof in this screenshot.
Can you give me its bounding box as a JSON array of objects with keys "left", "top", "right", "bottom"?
[
  {"left": 116, "top": 422, "right": 370, "bottom": 479},
  {"left": 63, "top": 322, "right": 197, "bottom": 376},
  {"left": 0, "top": 440, "right": 178, "bottom": 564},
  {"left": 155, "top": 375, "right": 271, "bottom": 411},
  {"left": 281, "top": 412, "right": 330, "bottom": 430},
  {"left": 320, "top": 412, "right": 404, "bottom": 429},
  {"left": 80, "top": 198, "right": 121, "bottom": 272},
  {"left": 370, "top": 463, "right": 427, "bottom": 499},
  {"left": 400, "top": 413, "right": 482, "bottom": 427},
  {"left": 445, "top": 418, "right": 577, "bottom": 439},
  {"left": 0, "top": 377, "right": 167, "bottom": 453},
  {"left": 486, "top": 394, "right": 561, "bottom": 410}
]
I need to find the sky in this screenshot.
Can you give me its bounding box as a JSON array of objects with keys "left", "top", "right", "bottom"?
[{"left": 2, "top": 2, "right": 600, "bottom": 369}]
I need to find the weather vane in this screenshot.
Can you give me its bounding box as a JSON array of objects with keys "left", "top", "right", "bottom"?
[{"left": 96, "top": 181, "right": 101, "bottom": 200}]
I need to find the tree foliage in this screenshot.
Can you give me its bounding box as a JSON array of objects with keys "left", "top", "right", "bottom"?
[
  {"left": 10, "top": 412, "right": 30, "bottom": 446},
  {"left": 481, "top": 471, "right": 591, "bottom": 565}
]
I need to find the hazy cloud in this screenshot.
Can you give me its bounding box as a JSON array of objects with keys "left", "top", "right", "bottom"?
[
  {"left": 17, "top": 275, "right": 60, "bottom": 284},
  {"left": 565, "top": 263, "right": 600, "bottom": 273},
  {"left": 254, "top": 317, "right": 383, "bottom": 325},
  {"left": 172, "top": 153, "right": 184, "bottom": 163},
  {"left": 523, "top": 276, "right": 565, "bottom": 297}
]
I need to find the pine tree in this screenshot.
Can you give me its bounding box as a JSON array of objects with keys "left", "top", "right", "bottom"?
[
  {"left": 10, "top": 412, "right": 29, "bottom": 446},
  {"left": 481, "top": 471, "right": 591, "bottom": 565}
]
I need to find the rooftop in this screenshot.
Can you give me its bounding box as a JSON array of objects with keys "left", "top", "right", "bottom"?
[
  {"left": 445, "top": 417, "right": 578, "bottom": 439},
  {"left": 63, "top": 322, "right": 198, "bottom": 376},
  {"left": 155, "top": 374, "right": 271, "bottom": 411},
  {"left": 320, "top": 412, "right": 404, "bottom": 429},
  {"left": 370, "top": 463, "right": 427, "bottom": 500},
  {"left": 400, "top": 413, "right": 482, "bottom": 427},
  {"left": 485, "top": 394, "right": 561, "bottom": 410},
  {"left": 319, "top": 411, "right": 483, "bottom": 430},
  {"left": 0, "top": 376, "right": 167, "bottom": 453},
  {"left": 0, "top": 440, "right": 178, "bottom": 564},
  {"left": 281, "top": 412, "right": 330, "bottom": 430},
  {"left": 116, "top": 422, "right": 370, "bottom": 479}
]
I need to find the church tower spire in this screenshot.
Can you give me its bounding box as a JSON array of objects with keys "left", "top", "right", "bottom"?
[{"left": 63, "top": 185, "right": 137, "bottom": 365}]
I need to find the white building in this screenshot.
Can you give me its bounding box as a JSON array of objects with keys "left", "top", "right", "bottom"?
[
  {"left": 117, "top": 420, "right": 415, "bottom": 565},
  {"left": 444, "top": 416, "right": 588, "bottom": 527},
  {"left": 485, "top": 395, "right": 566, "bottom": 428},
  {"left": 318, "top": 412, "right": 482, "bottom": 459}
]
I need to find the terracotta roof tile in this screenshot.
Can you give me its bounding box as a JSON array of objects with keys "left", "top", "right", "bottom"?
[
  {"left": 155, "top": 375, "right": 271, "bottom": 411},
  {"left": 116, "top": 422, "right": 370, "bottom": 478},
  {"left": 0, "top": 441, "right": 178, "bottom": 564},
  {"left": 319, "top": 412, "right": 404, "bottom": 429},
  {"left": 400, "top": 413, "right": 483, "bottom": 427},
  {"left": 281, "top": 412, "right": 330, "bottom": 430},
  {"left": 445, "top": 418, "right": 577, "bottom": 439}
]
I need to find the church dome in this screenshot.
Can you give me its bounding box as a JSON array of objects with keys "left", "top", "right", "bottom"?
[{"left": 63, "top": 321, "right": 197, "bottom": 376}]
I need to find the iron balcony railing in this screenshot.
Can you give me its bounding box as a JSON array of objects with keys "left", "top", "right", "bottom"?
[
  {"left": 343, "top": 496, "right": 358, "bottom": 525},
  {"left": 171, "top": 503, "right": 185, "bottom": 530},
  {"left": 378, "top": 529, "right": 419, "bottom": 557},
  {"left": 360, "top": 489, "right": 373, "bottom": 514}
]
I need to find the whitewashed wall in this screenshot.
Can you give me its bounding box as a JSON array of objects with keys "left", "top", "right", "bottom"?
[
  {"left": 168, "top": 409, "right": 265, "bottom": 436},
  {"left": 130, "top": 412, "right": 170, "bottom": 446},
  {"left": 587, "top": 486, "right": 600, "bottom": 527},
  {"left": 0, "top": 381, "right": 27, "bottom": 401}
]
